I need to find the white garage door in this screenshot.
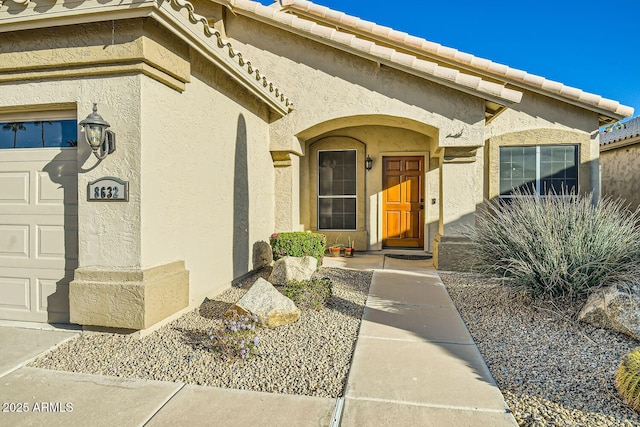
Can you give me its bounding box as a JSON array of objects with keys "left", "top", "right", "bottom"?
[{"left": 0, "top": 120, "right": 78, "bottom": 323}]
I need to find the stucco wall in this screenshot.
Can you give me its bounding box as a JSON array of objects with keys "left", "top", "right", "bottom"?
[
  {"left": 140, "top": 48, "right": 274, "bottom": 302},
  {"left": 221, "top": 12, "right": 488, "bottom": 248},
  {"left": 601, "top": 142, "right": 640, "bottom": 210},
  {"left": 222, "top": 13, "right": 486, "bottom": 153},
  {"left": 486, "top": 91, "right": 600, "bottom": 199},
  {"left": 0, "top": 16, "right": 277, "bottom": 326},
  {"left": 301, "top": 126, "right": 437, "bottom": 250},
  {"left": 0, "top": 75, "right": 143, "bottom": 268}
]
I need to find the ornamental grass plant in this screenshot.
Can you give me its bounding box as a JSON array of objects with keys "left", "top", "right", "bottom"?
[{"left": 469, "top": 192, "right": 640, "bottom": 301}]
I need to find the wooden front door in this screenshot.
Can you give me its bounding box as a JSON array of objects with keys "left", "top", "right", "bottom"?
[{"left": 382, "top": 156, "right": 424, "bottom": 248}]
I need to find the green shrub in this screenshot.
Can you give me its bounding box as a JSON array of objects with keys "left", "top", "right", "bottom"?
[
  {"left": 616, "top": 347, "right": 640, "bottom": 412},
  {"left": 468, "top": 192, "right": 640, "bottom": 301},
  {"left": 283, "top": 278, "right": 332, "bottom": 310},
  {"left": 270, "top": 232, "right": 326, "bottom": 267}
]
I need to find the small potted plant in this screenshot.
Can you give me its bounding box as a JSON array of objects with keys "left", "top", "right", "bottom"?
[
  {"left": 344, "top": 237, "right": 354, "bottom": 257},
  {"left": 329, "top": 238, "right": 342, "bottom": 257}
]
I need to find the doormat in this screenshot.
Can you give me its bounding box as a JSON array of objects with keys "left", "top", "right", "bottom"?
[{"left": 385, "top": 254, "right": 432, "bottom": 260}]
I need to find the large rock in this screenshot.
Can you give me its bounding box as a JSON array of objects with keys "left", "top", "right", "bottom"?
[
  {"left": 268, "top": 256, "right": 317, "bottom": 285},
  {"left": 578, "top": 282, "right": 640, "bottom": 341},
  {"left": 232, "top": 278, "right": 300, "bottom": 328}
]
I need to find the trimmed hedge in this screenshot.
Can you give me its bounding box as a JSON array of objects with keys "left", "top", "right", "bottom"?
[{"left": 270, "top": 232, "right": 326, "bottom": 267}]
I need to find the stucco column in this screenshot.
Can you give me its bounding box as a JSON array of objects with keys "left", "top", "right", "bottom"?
[
  {"left": 69, "top": 91, "right": 188, "bottom": 331},
  {"left": 433, "top": 147, "right": 480, "bottom": 270},
  {"left": 272, "top": 151, "right": 300, "bottom": 232}
]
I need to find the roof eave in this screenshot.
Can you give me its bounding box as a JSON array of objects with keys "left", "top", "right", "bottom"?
[
  {"left": 222, "top": 1, "right": 522, "bottom": 107},
  {"left": 277, "top": 0, "right": 632, "bottom": 125},
  {"left": 599, "top": 135, "right": 640, "bottom": 152}
]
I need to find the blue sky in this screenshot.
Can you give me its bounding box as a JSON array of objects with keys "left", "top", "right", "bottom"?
[{"left": 256, "top": 0, "right": 640, "bottom": 120}]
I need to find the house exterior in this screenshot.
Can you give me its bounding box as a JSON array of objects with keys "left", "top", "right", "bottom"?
[
  {"left": 0, "top": 0, "right": 633, "bottom": 330},
  {"left": 600, "top": 117, "right": 640, "bottom": 210}
]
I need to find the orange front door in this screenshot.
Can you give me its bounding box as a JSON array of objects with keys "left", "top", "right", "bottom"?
[{"left": 382, "top": 156, "right": 424, "bottom": 248}]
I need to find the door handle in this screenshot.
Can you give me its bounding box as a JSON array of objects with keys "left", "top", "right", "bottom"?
[{"left": 420, "top": 205, "right": 424, "bottom": 210}]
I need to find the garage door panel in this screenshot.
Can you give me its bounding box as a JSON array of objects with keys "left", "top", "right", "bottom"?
[
  {"left": 0, "top": 172, "right": 29, "bottom": 204},
  {"left": 0, "top": 148, "right": 76, "bottom": 163},
  {"left": 38, "top": 277, "right": 70, "bottom": 314},
  {"left": 0, "top": 147, "right": 77, "bottom": 323},
  {"left": 36, "top": 225, "right": 78, "bottom": 259},
  {"left": 0, "top": 257, "right": 73, "bottom": 270},
  {"left": 0, "top": 268, "right": 72, "bottom": 322},
  {"left": 0, "top": 225, "right": 29, "bottom": 257},
  {"left": 38, "top": 171, "right": 78, "bottom": 204},
  {"left": 0, "top": 276, "right": 30, "bottom": 311},
  {"left": 0, "top": 206, "right": 68, "bottom": 215}
]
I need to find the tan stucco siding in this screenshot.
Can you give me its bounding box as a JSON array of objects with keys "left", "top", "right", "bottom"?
[
  {"left": 601, "top": 143, "right": 640, "bottom": 210},
  {"left": 0, "top": 75, "right": 144, "bottom": 268},
  {"left": 487, "top": 90, "right": 599, "bottom": 137},
  {"left": 222, "top": 13, "right": 486, "bottom": 153},
  {"left": 0, "top": 19, "right": 191, "bottom": 91},
  {"left": 140, "top": 50, "right": 274, "bottom": 302},
  {"left": 301, "top": 127, "right": 436, "bottom": 250},
  {"left": 485, "top": 90, "right": 600, "bottom": 200}
]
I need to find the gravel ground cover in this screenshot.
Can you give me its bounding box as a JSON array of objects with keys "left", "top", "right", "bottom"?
[
  {"left": 441, "top": 272, "right": 640, "bottom": 427},
  {"left": 31, "top": 266, "right": 372, "bottom": 398}
]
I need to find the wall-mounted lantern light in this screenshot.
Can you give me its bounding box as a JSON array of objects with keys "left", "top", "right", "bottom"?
[
  {"left": 365, "top": 155, "right": 373, "bottom": 171},
  {"left": 79, "top": 103, "right": 116, "bottom": 160}
]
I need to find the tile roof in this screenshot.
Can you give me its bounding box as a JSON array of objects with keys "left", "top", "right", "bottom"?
[
  {"left": 221, "top": 0, "right": 522, "bottom": 106},
  {"left": 166, "top": 0, "right": 293, "bottom": 114},
  {"left": 0, "top": 0, "right": 293, "bottom": 115},
  {"left": 275, "top": 0, "right": 633, "bottom": 122},
  {"left": 600, "top": 116, "right": 640, "bottom": 146}
]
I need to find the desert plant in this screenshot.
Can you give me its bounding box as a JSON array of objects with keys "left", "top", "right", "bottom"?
[
  {"left": 270, "top": 232, "right": 326, "bottom": 267},
  {"left": 616, "top": 347, "right": 640, "bottom": 412},
  {"left": 283, "top": 278, "right": 332, "bottom": 310},
  {"left": 468, "top": 192, "right": 640, "bottom": 301},
  {"left": 209, "top": 310, "right": 260, "bottom": 360}
]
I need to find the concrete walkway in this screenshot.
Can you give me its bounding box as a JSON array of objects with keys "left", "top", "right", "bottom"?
[{"left": 0, "top": 253, "right": 516, "bottom": 427}]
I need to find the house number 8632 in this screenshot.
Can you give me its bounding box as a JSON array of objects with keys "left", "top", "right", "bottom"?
[
  {"left": 87, "top": 177, "right": 128, "bottom": 202},
  {"left": 94, "top": 186, "right": 119, "bottom": 199}
]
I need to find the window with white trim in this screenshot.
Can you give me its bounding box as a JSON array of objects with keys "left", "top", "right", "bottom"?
[
  {"left": 318, "top": 150, "right": 357, "bottom": 230},
  {"left": 499, "top": 145, "right": 578, "bottom": 197},
  {"left": 0, "top": 120, "right": 77, "bottom": 149}
]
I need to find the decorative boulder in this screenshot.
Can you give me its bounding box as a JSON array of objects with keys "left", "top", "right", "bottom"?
[
  {"left": 252, "top": 241, "right": 273, "bottom": 270},
  {"left": 232, "top": 278, "right": 300, "bottom": 328},
  {"left": 578, "top": 282, "right": 640, "bottom": 341},
  {"left": 268, "top": 256, "right": 317, "bottom": 286}
]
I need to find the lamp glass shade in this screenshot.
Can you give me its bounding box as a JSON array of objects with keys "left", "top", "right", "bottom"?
[{"left": 86, "top": 125, "right": 105, "bottom": 149}]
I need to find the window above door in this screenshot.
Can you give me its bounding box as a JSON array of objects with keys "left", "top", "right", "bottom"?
[{"left": 0, "top": 119, "right": 77, "bottom": 149}]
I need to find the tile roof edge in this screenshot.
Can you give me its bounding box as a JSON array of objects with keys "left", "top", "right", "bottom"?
[
  {"left": 221, "top": 0, "right": 522, "bottom": 105},
  {"left": 166, "top": 0, "right": 293, "bottom": 114},
  {"left": 599, "top": 116, "right": 640, "bottom": 146},
  {"left": 277, "top": 0, "right": 633, "bottom": 120}
]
